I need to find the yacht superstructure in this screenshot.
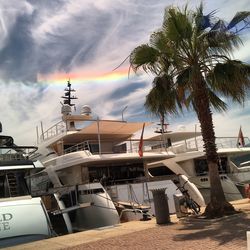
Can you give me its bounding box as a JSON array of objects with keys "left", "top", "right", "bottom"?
[
  {"left": 32, "top": 81, "right": 250, "bottom": 213},
  {"left": 31, "top": 81, "right": 186, "bottom": 218},
  {"left": 146, "top": 131, "right": 250, "bottom": 203}
]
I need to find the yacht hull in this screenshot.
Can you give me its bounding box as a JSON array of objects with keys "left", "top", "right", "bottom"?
[
  {"left": 74, "top": 183, "right": 120, "bottom": 230},
  {"left": 0, "top": 196, "right": 52, "bottom": 248},
  {"left": 189, "top": 175, "right": 243, "bottom": 203}
]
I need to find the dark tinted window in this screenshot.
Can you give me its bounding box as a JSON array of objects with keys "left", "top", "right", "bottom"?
[{"left": 148, "top": 166, "right": 175, "bottom": 177}]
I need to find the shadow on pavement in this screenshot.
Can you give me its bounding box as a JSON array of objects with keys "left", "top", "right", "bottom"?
[{"left": 174, "top": 212, "right": 250, "bottom": 245}]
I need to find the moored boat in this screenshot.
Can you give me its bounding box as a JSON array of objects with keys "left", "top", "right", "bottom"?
[{"left": 0, "top": 124, "right": 54, "bottom": 247}]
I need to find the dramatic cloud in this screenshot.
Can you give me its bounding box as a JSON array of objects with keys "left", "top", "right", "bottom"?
[{"left": 0, "top": 0, "right": 249, "bottom": 145}]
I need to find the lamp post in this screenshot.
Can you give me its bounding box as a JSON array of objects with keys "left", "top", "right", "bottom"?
[{"left": 121, "top": 106, "right": 128, "bottom": 121}]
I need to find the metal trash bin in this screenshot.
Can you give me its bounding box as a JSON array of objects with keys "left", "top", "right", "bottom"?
[
  {"left": 150, "top": 188, "right": 170, "bottom": 224},
  {"left": 173, "top": 193, "right": 187, "bottom": 218}
]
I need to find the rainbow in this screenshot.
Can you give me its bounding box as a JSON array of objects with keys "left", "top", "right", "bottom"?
[{"left": 37, "top": 68, "right": 136, "bottom": 86}]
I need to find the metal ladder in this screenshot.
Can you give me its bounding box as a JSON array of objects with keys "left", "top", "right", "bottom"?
[{"left": 6, "top": 173, "right": 18, "bottom": 197}]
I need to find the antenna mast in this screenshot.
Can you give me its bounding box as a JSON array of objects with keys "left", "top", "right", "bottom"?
[{"left": 61, "top": 79, "right": 78, "bottom": 107}]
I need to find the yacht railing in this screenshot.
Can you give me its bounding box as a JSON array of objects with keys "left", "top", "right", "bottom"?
[
  {"left": 193, "top": 136, "right": 250, "bottom": 150},
  {"left": 64, "top": 141, "right": 92, "bottom": 155},
  {"left": 63, "top": 139, "right": 176, "bottom": 155},
  {"left": 61, "top": 138, "right": 198, "bottom": 155},
  {"left": 169, "top": 136, "right": 250, "bottom": 154},
  {"left": 146, "top": 136, "right": 250, "bottom": 155},
  {"left": 40, "top": 120, "right": 66, "bottom": 142},
  {"left": 0, "top": 146, "right": 38, "bottom": 161},
  {"left": 0, "top": 151, "right": 25, "bottom": 161},
  {"left": 216, "top": 137, "right": 250, "bottom": 148},
  {"left": 57, "top": 135, "right": 250, "bottom": 156}
]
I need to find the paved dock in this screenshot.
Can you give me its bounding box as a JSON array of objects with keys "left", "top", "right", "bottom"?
[{"left": 7, "top": 199, "right": 250, "bottom": 250}]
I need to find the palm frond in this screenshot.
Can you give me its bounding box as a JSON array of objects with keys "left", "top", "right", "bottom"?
[
  {"left": 176, "top": 68, "right": 192, "bottom": 86},
  {"left": 201, "top": 30, "right": 243, "bottom": 57},
  {"left": 149, "top": 31, "right": 171, "bottom": 55},
  {"left": 194, "top": 3, "right": 217, "bottom": 31},
  {"left": 211, "top": 20, "right": 227, "bottom": 31},
  {"left": 163, "top": 7, "right": 193, "bottom": 42},
  {"left": 129, "top": 45, "right": 160, "bottom": 74},
  {"left": 227, "top": 11, "right": 250, "bottom": 31},
  {"left": 209, "top": 60, "right": 250, "bottom": 104},
  {"left": 207, "top": 88, "right": 227, "bottom": 112},
  {"left": 145, "top": 75, "right": 182, "bottom": 117}
]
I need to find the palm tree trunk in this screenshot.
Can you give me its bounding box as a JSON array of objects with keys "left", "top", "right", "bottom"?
[{"left": 192, "top": 75, "right": 235, "bottom": 218}]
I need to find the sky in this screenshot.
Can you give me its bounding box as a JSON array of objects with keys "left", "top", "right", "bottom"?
[{"left": 0, "top": 0, "right": 250, "bottom": 146}]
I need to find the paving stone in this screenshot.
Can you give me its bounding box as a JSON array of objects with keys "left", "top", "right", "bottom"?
[{"left": 9, "top": 199, "right": 250, "bottom": 250}]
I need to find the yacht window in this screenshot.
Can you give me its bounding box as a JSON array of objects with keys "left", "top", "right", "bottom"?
[
  {"left": 200, "top": 177, "right": 208, "bottom": 182},
  {"left": 195, "top": 157, "right": 228, "bottom": 176},
  {"left": 64, "top": 144, "right": 74, "bottom": 151},
  {"left": 195, "top": 159, "right": 208, "bottom": 176},
  {"left": 218, "top": 158, "right": 227, "bottom": 173},
  {"left": 151, "top": 138, "right": 172, "bottom": 150},
  {"left": 231, "top": 154, "right": 250, "bottom": 167},
  {"left": 220, "top": 175, "right": 228, "bottom": 180},
  {"left": 89, "top": 144, "right": 100, "bottom": 154},
  {"left": 113, "top": 143, "right": 127, "bottom": 153},
  {"left": 79, "top": 188, "right": 104, "bottom": 195},
  {"left": 88, "top": 163, "right": 144, "bottom": 184},
  {"left": 148, "top": 166, "right": 175, "bottom": 177},
  {"left": 0, "top": 175, "right": 5, "bottom": 197}
]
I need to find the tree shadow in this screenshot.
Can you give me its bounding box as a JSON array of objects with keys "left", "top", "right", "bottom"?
[{"left": 174, "top": 213, "right": 250, "bottom": 246}]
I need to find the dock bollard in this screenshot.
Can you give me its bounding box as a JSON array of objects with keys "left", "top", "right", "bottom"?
[{"left": 150, "top": 188, "right": 170, "bottom": 224}]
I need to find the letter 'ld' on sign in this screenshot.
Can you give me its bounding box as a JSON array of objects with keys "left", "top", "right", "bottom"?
[
  {"left": 0, "top": 213, "right": 13, "bottom": 222},
  {"left": 3, "top": 213, "right": 13, "bottom": 221}
]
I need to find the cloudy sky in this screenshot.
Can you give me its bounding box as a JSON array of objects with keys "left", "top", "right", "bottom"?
[{"left": 0, "top": 0, "right": 250, "bottom": 146}]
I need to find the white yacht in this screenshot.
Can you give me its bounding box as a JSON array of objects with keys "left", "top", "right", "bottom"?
[
  {"left": 145, "top": 130, "right": 250, "bottom": 203},
  {"left": 31, "top": 81, "right": 194, "bottom": 220},
  {"left": 0, "top": 126, "right": 54, "bottom": 247},
  {"left": 32, "top": 81, "right": 250, "bottom": 214},
  {"left": 30, "top": 81, "right": 151, "bottom": 229}
]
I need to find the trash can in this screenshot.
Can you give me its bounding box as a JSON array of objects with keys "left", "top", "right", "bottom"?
[
  {"left": 150, "top": 188, "right": 170, "bottom": 224},
  {"left": 173, "top": 193, "right": 187, "bottom": 218}
]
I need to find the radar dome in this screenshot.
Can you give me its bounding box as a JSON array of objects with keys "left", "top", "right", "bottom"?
[{"left": 81, "top": 105, "right": 92, "bottom": 116}]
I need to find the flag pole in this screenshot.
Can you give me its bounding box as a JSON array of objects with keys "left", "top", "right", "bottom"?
[{"left": 138, "top": 123, "right": 145, "bottom": 157}]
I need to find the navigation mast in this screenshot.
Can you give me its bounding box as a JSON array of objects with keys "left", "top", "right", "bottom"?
[{"left": 61, "top": 80, "right": 78, "bottom": 108}]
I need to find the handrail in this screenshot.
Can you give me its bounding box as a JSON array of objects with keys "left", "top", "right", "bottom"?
[
  {"left": 0, "top": 146, "right": 38, "bottom": 161},
  {"left": 40, "top": 120, "right": 66, "bottom": 142},
  {"left": 64, "top": 141, "right": 91, "bottom": 155},
  {"left": 44, "top": 136, "right": 250, "bottom": 157}
]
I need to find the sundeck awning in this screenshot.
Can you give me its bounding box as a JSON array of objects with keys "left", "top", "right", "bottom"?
[
  {"left": 62, "top": 121, "right": 151, "bottom": 144},
  {"left": 79, "top": 120, "right": 149, "bottom": 135},
  {"left": 146, "top": 131, "right": 202, "bottom": 143}
]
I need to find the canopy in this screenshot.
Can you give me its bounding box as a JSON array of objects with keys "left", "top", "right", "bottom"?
[
  {"left": 147, "top": 131, "right": 202, "bottom": 143},
  {"left": 63, "top": 120, "right": 151, "bottom": 144}
]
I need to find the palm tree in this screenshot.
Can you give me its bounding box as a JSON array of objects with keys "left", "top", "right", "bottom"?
[
  {"left": 145, "top": 75, "right": 182, "bottom": 146},
  {"left": 130, "top": 4, "right": 250, "bottom": 218},
  {"left": 145, "top": 74, "right": 182, "bottom": 122}
]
